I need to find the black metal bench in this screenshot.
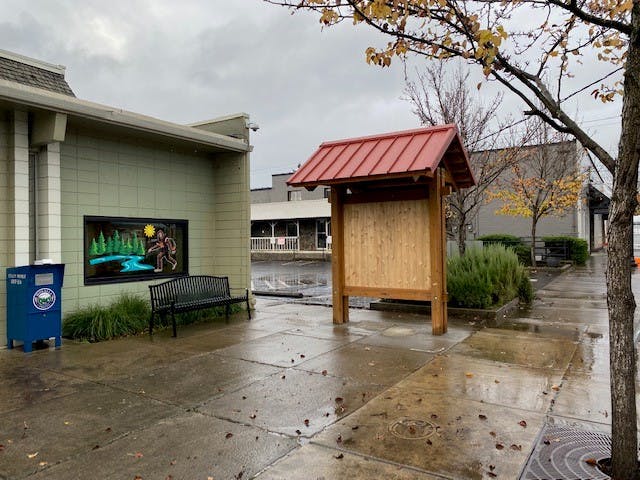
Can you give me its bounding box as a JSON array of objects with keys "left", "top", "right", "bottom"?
[{"left": 148, "top": 275, "right": 251, "bottom": 337}]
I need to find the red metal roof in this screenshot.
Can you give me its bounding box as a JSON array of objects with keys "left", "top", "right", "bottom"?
[{"left": 288, "top": 124, "right": 475, "bottom": 189}]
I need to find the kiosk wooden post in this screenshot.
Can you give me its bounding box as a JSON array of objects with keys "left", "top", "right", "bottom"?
[
  {"left": 287, "top": 125, "right": 475, "bottom": 335},
  {"left": 330, "top": 186, "right": 349, "bottom": 324}
]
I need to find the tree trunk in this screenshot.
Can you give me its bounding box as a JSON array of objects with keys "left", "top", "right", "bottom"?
[
  {"left": 608, "top": 4, "right": 640, "bottom": 478},
  {"left": 531, "top": 219, "right": 537, "bottom": 268},
  {"left": 457, "top": 213, "right": 467, "bottom": 256}
]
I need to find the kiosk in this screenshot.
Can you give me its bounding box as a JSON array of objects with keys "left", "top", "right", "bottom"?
[{"left": 288, "top": 125, "right": 475, "bottom": 334}]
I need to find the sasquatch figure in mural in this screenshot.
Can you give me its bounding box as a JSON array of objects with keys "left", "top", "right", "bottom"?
[{"left": 147, "top": 228, "right": 178, "bottom": 273}]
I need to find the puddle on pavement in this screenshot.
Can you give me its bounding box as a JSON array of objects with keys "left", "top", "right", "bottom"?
[{"left": 382, "top": 327, "right": 415, "bottom": 337}]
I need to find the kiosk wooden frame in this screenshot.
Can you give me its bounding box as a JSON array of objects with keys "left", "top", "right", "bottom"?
[{"left": 288, "top": 125, "right": 475, "bottom": 335}]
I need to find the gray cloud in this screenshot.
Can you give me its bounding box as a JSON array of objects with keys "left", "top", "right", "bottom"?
[{"left": 0, "top": 0, "right": 621, "bottom": 187}]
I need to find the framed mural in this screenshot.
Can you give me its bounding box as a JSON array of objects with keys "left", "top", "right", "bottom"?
[{"left": 84, "top": 216, "right": 188, "bottom": 285}]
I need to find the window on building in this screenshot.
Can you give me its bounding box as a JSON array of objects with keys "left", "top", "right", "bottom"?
[
  {"left": 288, "top": 190, "right": 302, "bottom": 201},
  {"left": 323, "top": 188, "right": 330, "bottom": 199},
  {"left": 316, "top": 219, "right": 331, "bottom": 249},
  {"left": 286, "top": 222, "right": 298, "bottom": 237}
]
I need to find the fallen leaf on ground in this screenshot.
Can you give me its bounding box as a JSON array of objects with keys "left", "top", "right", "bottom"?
[
  {"left": 510, "top": 444, "right": 522, "bottom": 451},
  {"left": 489, "top": 431, "right": 496, "bottom": 437},
  {"left": 134, "top": 452, "right": 143, "bottom": 458},
  {"left": 551, "top": 385, "right": 560, "bottom": 391},
  {"left": 249, "top": 414, "right": 257, "bottom": 419},
  {"left": 426, "top": 439, "right": 432, "bottom": 445},
  {"left": 295, "top": 429, "right": 301, "bottom": 435},
  {"left": 225, "top": 433, "right": 233, "bottom": 439},
  {"left": 304, "top": 419, "right": 310, "bottom": 426},
  {"left": 281, "top": 375, "right": 286, "bottom": 379},
  {"left": 170, "top": 460, "right": 176, "bottom": 466},
  {"left": 430, "top": 414, "right": 438, "bottom": 419},
  {"left": 585, "top": 458, "right": 598, "bottom": 466},
  {"left": 38, "top": 461, "right": 47, "bottom": 467},
  {"left": 495, "top": 443, "right": 504, "bottom": 450},
  {"left": 27, "top": 452, "right": 38, "bottom": 459},
  {"left": 518, "top": 420, "right": 527, "bottom": 428},
  {"left": 165, "top": 476, "right": 173, "bottom": 480},
  {"left": 494, "top": 379, "right": 500, "bottom": 384},
  {"left": 300, "top": 354, "right": 305, "bottom": 358},
  {"left": 335, "top": 453, "right": 344, "bottom": 459},
  {"left": 63, "top": 421, "right": 71, "bottom": 426},
  {"left": 465, "top": 372, "right": 474, "bottom": 378},
  {"left": 321, "top": 370, "right": 328, "bottom": 376},
  {"left": 134, "top": 476, "right": 142, "bottom": 480},
  {"left": 479, "top": 414, "right": 487, "bottom": 420},
  {"left": 335, "top": 397, "right": 344, "bottom": 403},
  {"left": 92, "top": 445, "right": 100, "bottom": 450},
  {"left": 105, "top": 427, "right": 112, "bottom": 433},
  {"left": 487, "top": 472, "right": 497, "bottom": 478},
  {"left": 336, "top": 435, "right": 342, "bottom": 444}
]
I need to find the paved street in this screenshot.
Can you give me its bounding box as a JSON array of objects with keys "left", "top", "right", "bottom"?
[{"left": 0, "top": 253, "right": 638, "bottom": 479}]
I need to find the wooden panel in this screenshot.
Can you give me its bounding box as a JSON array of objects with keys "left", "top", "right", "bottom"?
[
  {"left": 344, "top": 286, "right": 432, "bottom": 301},
  {"left": 343, "top": 198, "right": 431, "bottom": 293}
]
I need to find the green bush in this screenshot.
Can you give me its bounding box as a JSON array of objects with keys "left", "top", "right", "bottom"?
[
  {"left": 63, "top": 294, "right": 241, "bottom": 342},
  {"left": 63, "top": 294, "right": 150, "bottom": 342},
  {"left": 477, "top": 234, "right": 532, "bottom": 266},
  {"left": 476, "top": 234, "right": 522, "bottom": 247},
  {"left": 542, "top": 236, "right": 589, "bottom": 265},
  {"left": 447, "top": 244, "right": 532, "bottom": 309}
]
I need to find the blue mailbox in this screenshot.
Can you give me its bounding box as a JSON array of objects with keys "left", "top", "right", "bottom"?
[{"left": 6, "top": 264, "right": 65, "bottom": 353}]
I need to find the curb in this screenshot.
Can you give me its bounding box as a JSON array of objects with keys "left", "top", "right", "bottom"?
[{"left": 369, "top": 297, "right": 521, "bottom": 326}]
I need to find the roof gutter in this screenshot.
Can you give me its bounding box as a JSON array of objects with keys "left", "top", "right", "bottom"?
[{"left": 0, "top": 79, "right": 249, "bottom": 153}]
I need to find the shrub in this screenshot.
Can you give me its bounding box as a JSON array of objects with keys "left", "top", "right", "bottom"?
[
  {"left": 63, "top": 294, "right": 150, "bottom": 342},
  {"left": 476, "top": 233, "right": 522, "bottom": 247},
  {"left": 477, "top": 234, "right": 532, "bottom": 266},
  {"left": 447, "top": 244, "right": 532, "bottom": 309},
  {"left": 63, "top": 294, "right": 241, "bottom": 342},
  {"left": 542, "top": 236, "right": 589, "bottom": 265}
]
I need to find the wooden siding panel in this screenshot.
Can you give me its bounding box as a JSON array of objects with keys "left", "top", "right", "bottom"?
[{"left": 343, "top": 199, "right": 431, "bottom": 292}]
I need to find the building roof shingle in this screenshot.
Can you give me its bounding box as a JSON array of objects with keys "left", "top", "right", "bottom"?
[{"left": 0, "top": 54, "right": 75, "bottom": 97}]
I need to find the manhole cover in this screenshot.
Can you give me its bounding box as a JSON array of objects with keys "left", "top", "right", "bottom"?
[
  {"left": 389, "top": 418, "right": 436, "bottom": 440},
  {"left": 521, "top": 425, "right": 613, "bottom": 479},
  {"left": 383, "top": 327, "right": 415, "bottom": 337}
]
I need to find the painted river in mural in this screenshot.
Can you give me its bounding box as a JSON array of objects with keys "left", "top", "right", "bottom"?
[{"left": 89, "top": 255, "right": 155, "bottom": 273}]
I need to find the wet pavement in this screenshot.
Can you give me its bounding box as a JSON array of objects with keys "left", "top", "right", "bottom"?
[{"left": 1, "top": 253, "right": 639, "bottom": 479}]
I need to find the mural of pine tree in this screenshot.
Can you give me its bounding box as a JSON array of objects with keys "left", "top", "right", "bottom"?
[
  {"left": 112, "top": 230, "right": 121, "bottom": 254},
  {"left": 97, "top": 231, "right": 106, "bottom": 255},
  {"left": 105, "top": 236, "right": 113, "bottom": 255},
  {"left": 89, "top": 238, "right": 99, "bottom": 256}
]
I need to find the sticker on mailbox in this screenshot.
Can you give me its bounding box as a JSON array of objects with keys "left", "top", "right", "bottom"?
[{"left": 33, "top": 288, "right": 56, "bottom": 311}]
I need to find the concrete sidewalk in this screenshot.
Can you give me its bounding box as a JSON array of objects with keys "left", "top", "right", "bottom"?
[{"left": 0, "top": 253, "right": 637, "bottom": 479}]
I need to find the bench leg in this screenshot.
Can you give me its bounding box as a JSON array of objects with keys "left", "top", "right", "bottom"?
[{"left": 171, "top": 308, "right": 177, "bottom": 338}]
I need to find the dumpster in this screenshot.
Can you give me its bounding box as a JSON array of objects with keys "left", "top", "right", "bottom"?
[{"left": 6, "top": 264, "right": 65, "bottom": 353}]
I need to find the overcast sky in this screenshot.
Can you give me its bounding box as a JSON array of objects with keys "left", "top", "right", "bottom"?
[{"left": 0, "top": 0, "right": 622, "bottom": 188}]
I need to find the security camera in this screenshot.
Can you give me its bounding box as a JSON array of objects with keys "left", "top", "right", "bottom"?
[{"left": 247, "top": 122, "right": 260, "bottom": 132}]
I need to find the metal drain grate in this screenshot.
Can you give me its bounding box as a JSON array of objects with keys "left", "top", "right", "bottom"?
[
  {"left": 521, "top": 425, "right": 611, "bottom": 479},
  {"left": 388, "top": 418, "right": 436, "bottom": 440}
]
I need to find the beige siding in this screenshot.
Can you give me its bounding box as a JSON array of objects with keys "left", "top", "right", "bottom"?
[
  {"left": 0, "top": 112, "right": 10, "bottom": 344},
  {"left": 213, "top": 152, "right": 251, "bottom": 295},
  {"left": 60, "top": 125, "right": 249, "bottom": 315}
]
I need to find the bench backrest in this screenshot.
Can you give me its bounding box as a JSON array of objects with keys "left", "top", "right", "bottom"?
[{"left": 149, "top": 275, "right": 231, "bottom": 309}]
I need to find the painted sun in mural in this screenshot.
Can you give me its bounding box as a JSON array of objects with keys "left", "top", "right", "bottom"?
[{"left": 144, "top": 224, "right": 156, "bottom": 238}]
